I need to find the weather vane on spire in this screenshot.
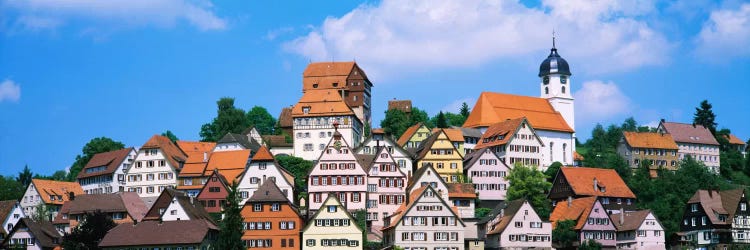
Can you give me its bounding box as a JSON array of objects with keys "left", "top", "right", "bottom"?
[{"left": 552, "top": 29, "right": 556, "bottom": 49}]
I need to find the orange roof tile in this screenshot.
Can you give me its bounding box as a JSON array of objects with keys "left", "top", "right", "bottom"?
[
  {"left": 388, "top": 100, "right": 412, "bottom": 113},
  {"left": 574, "top": 151, "right": 584, "bottom": 161},
  {"left": 560, "top": 167, "right": 636, "bottom": 198},
  {"left": 433, "top": 128, "right": 463, "bottom": 142},
  {"left": 397, "top": 123, "right": 424, "bottom": 146},
  {"left": 252, "top": 146, "right": 274, "bottom": 161},
  {"left": 177, "top": 141, "right": 215, "bottom": 163},
  {"left": 31, "top": 179, "right": 84, "bottom": 205},
  {"left": 302, "top": 62, "right": 364, "bottom": 91},
  {"left": 474, "top": 118, "right": 527, "bottom": 150},
  {"left": 549, "top": 196, "right": 598, "bottom": 229},
  {"left": 291, "top": 89, "right": 355, "bottom": 118},
  {"left": 178, "top": 163, "right": 208, "bottom": 177},
  {"left": 622, "top": 132, "right": 678, "bottom": 150},
  {"left": 203, "top": 150, "right": 250, "bottom": 182},
  {"left": 372, "top": 128, "right": 385, "bottom": 134},
  {"left": 463, "top": 92, "right": 573, "bottom": 133},
  {"left": 142, "top": 135, "right": 187, "bottom": 170},
  {"left": 447, "top": 183, "right": 477, "bottom": 199},
  {"left": 727, "top": 134, "right": 746, "bottom": 145}
]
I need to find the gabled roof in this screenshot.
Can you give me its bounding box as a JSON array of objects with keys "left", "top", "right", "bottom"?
[
  {"left": 176, "top": 141, "right": 215, "bottom": 178},
  {"left": 454, "top": 126, "right": 483, "bottom": 138},
  {"left": 720, "top": 189, "right": 745, "bottom": 217},
  {"left": 549, "top": 196, "right": 599, "bottom": 229},
  {"left": 304, "top": 61, "right": 356, "bottom": 77},
  {"left": 355, "top": 133, "right": 414, "bottom": 159},
  {"left": 3, "top": 218, "right": 61, "bottom": 248},
  {"left": 0, "top": 201, "right": 18, "bottom": 235},
  {"left": 475, "top": 117, "right": 542, "bottom": 150},
  {"left": 197, "top": 171, "right": 230, "bottom": 198},
  {"left": 217, "top": 133, "right": 260, "bottom": 152},
  {"left": 302, "top": 194, "right": 364, "bottom": 233},
  {"left": 302, "top": 62, "right": 369, "bottom": 91},
  {"left": 172, "top": 195, "right": 216, "bottom": 225},
  {"left": 463, "top": 148, "right": 508, "bottom": 172},
  {"left": 383, "top": 185, "right": 465, "bottom": 230},
  {"left": 406, "top": 163, "right": 449, "bottom": 192},
  {"left": 387, "top": 99, "right": 412, "bottom": 113},
  {"left": 143, "top": 188, "right": 184, "bottom": 221},
  {"left": 609, "top": 210, "right": 657, "bottom": 232},
  {"left": 659, "top": 121, "right": 719, "bottom": 145},
  {"left": 447, "top": 183, "right": 477, "bottom": 199},
  {"left": 463, "top": 92, "right": 574, "bottom": 133},
  {"left": 53, "top": 193, "right": 148, "bottom": 222},
  {"left": 726, "top": 134, "right": 746, "bottom": 146},
  {"left": 397, "top": 123, "right": 427, "bottom": 146},
  {"left": 412, "top": 129, "right": 463, "bottom": 160},
  {"left": 278, "top": 107, "right": 293, "bottom": 128},
  {"left": 558, "top": 167, "right": 636, "bottom": 199},
  {"left": 77, "top": 148, "right": 134, "bottom": 179},
  {"left": 141, "top": 135, "right": 187, "bottom": 170},
  {"left": 432, "top": 128, "right": 463, "bottom": 142},
  {"left": 99, "top": 220, "right": 217, "bottom": 247},
  {"left": 484, "top": 199, "right": 527, "bottom": 235},
  {"left": 687, "top": 189, "right": 744, "bottom": 225},
  {"left": 291, "top": 89, "right": 355, "bottom": 118},
  {"left": 248, "top": 181, "right": 288, "bottom": 203},
  {"left": 203, "top": 149, "right": 250, "bottom": 182},
  {"left": 622, "top": 131, "right": 678, "bottom": 150},
  {"left": 252, "top": 146, "right": 275, "bottom": 161},
  {"left": 31, "top": 179, "right": 84, "bottom": 205}
]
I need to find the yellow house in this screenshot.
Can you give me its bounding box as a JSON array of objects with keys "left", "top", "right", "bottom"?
[
  {"left": 414, "top": 129, "right": 465, "bottom": 183},
  {"left": 433, "top": 128, "right": 465, "bottom": 157},
  {"left": 301, "top": 195, "right": 363, "bottom": 249},
  {"left": 397, "top": 123, "right": 432, "bottom": 148}
]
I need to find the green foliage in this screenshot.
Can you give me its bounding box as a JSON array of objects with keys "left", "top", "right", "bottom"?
[
  {"left": 505, "top": 163, "right": 552, "bottom": 219},
  {"left": 17, "top": 165, "right": 33, "bottom": 188},
  {"left": 246, "top": 106, "right": 277, "bottom": 135},
  {"left": 0, "top": 175, "right": 24, "bottom": 201},
  {"left": 579, "top": 239, "right": 603, "bottom": 250},
  {"left": 200, "top": 97, "right": 251, "bottom": 142},
  {"left": 364, "top": 122, "right": 371, "bottom": 138},
  {"left": 475, "top": 207, "right": 493, "bottom": 219},
  {"left": 552, "top": 219, "right": 578, "bottom": 249},
  {"left": 274, "top": 155, "right": 314, "bottom": 202},
  {"left": 353, "top": 209, "right": 367, "bottom": 244},
  {"left": 31, "top": 203, "right": 52, "bottom": 222},
  {"left": 216, "top": 181, "right": 244, "bottom": 250},
  {"left": 429, "top": 111, "right": 465, "bottom": 128},
  {"left": 410, "top": 107, "right": 431, "bottom": 127},
  {"left": 67, "top": 137, "right": 125, "bottom": 181},
  {"left": 544, "top": 162, "right": 563, "bottom": 180},
  {"left": 161, "top": 130, "right": 179, "bottom": 143},
  {"left": 693, "top": 100, "right": 717, "bottom": 135},
  {"left": 61, "top": 211, "right": 116, "bottom": 250},
  {"left": 460, "top": 102, "right": 470, "bottom": 118},
  {"left": 380, "top": 109, "right": 411, "bottom": 139}
]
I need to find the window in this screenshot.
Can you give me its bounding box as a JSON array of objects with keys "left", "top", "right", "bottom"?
[
  {"left": 254, "top": 204, "right": 262, "bottom": 212},
  {"left": 742, "top": 203, "right": 747, "bottom": 211},
  {"left": 209, "top": 187, "right": 220, "bottom": 192},
  {"left": 170, "top": 210, "right": 177, "bottom": 215},
  {"left": 691, "top": 204, "right": 698, "bottom": 212},
  {"left": 271, "top": 203, "right": 280, "bottom": 211},
  {"left": 327, "top": 205, "right": 337, "bottom": 213},
  {"left": 306, "top": 239, "right": 315, "bottom": 246},
  {"left": 515, "top": 221, "right": 523, "bottom": 228}
]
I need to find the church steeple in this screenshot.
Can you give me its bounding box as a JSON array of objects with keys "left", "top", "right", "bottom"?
[{"left": 539, "top": 31, "right": 575, "bottom": 131}]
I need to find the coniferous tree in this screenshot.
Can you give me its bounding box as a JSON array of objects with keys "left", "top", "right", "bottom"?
[
  {"left": 459, "top": 102, "right": 470, "bottom": 118},
  {"left": 693, "top": 100, "right": 717, "bottom": 135},
  {"left": 216, "top": 181, "right": 244, "bottom": 250},
  {"left": 16, "top": 165, "right": 33, "bottom": 188},
  {"left": 436, "top": 111, "right": 448, "bottom": 128}
]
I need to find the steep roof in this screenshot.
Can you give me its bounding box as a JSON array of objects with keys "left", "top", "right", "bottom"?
[
  {"left": 433, "top": 128, "right": 463, "bottom": 142},
  {"left": 609, "top": 210, "right": 654, "bottom": 231},
  {"left": 720, "top": 189, "right": 745, "bottom": 217},
  {"left": 31, "top": 179, "right": 84, "bottom": 205},
  {"left": 463, "top": 148, "right": 501, "bottom": 171},
  {"left": 559, "top": 167, "right": 636, "bottom": 198},
  {"left": 141, "top": 135, "right": 187, "bottom": 170},
  {"left": 463, "top": 92, "right": 574, "bottom": 133},
  {"left": 99, "top": 220, "right": 216, "bottom": 247},
  {"left": 387, "top": 99, "right": 412, "bottom": 113},
  {"left": 203, "top": 149, "right": 250, "bottom": 182},
  {"left": 278, "top": 107, "right": 293, "bottom": 128},
  {"left": 447, "top": 183, "right": 477, "bottom": 199},
  {"left": 5, "top": 218, "right": 61, "bottom": 248},
  {"left": 397, "top": 123, "right": 426, "bottom": 146},
  {"left": 54, "top": 193, "right": 148, "bottom": 222},
  {"left": 454, "top": 126, "right": 483, "bottom": 138},
  {"left": 77, "top": 148, "right": 134, "bottom": 179},
  {"left": 475, "top": 118, "right": 536, "bottom": 150},
  {"left": 485, "top": 199, "right": 526, "bottom": 235},
  {"left": 406, "top": 163, "right": 448, "bottom": 192},
  {"left": 549, "top": 196, "right": 598, "bottom": 229},
  {"left": 384, "top": 185, "right": 464, "bottom": 230},
  {"left": 354, "top": 154, "right": 376, "bottom": 172},
  {"left": 727, "top": 134, "right": 746, "bottom": 146},
  {"left": 622, "top": 131, "right": 678, "bottom": 150},
  {"left": 303, "top": 194, "right": 365, "bottom": 233},
  {"left": 687, "top": 189, "right": 731, "bottom": 225},
  {"left": 659, "top": 121, "right": 719, "bottom": 145},
  {"left": 291, "top": 89, "right": 355, "bottom": 118},
  {"left": 173, "top": 195, "right": 215, "bottom": 224},
  {"left": 142, "top": 188, "right": 184, "bottom": 221},
  {"left": 217, "top": 133, "right": 260, "bottom": 152},
  {"left": 302, "top": 62, "right": 368, "bottom": 91},
  {"left": 252, "top": 146, "right": 275, "bottom": 161},
  {"left": 0, "top": 201, "right": 17, "bottom": 235},
  {"left": 248, "top": 181, "right": 288, "bottom": 203},
  {"left": 176, "top": 141, "right": 215, "bottom": 178}
]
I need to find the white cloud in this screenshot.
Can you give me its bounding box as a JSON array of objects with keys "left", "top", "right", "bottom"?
[
  {"left": 0, "top": 80, "right": 21, "bottom": 103},
  {"left": 440, "top": 97, "right": 476, "bottom": 114},
  {"left": 696, "top": 3, "right": 750, "bottom": 60},
  {"left": 284, "top": 0, "right": 672, "bottom": 79},
  {"left": 4, "top": 0, "right": 226, "bottom": 31},
  {"left": 573, "top": 80, "right": 630, "bottom": 124},
  {"left": 265, "top": 27, "right": 294, "bottom": 41}
]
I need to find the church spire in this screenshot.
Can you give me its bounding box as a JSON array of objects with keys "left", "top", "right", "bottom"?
[{"left": 552, "top": 29, "right": 556, "bottom": 49}]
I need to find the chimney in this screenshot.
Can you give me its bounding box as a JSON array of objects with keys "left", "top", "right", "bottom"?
[
  {"left": 567, "top": 196, "right": 573, "bottom": 207},
  {"left": 593, "top": 178, "right": 598, "bottom": 191},
  {"left": 619, "top": 208, "right": 625, "bottom": 225},
  {"left": 203, "top": 152, "right": 208, "bottom": 162},
  {"left": 190, "top": 196, "right": 194, "bottom": 205}
]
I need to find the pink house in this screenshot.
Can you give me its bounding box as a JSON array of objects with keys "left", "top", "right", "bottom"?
[
  {"left": 463, "top": 148, "right": 511, "bottom": 201},
  {"left": 307, "top": 127, "right": 368, "bottom": 212},
  {"left": 550, "top": 197, "right": 617, "bottom": 248},
  {"left": 365, "top": 146, "right": 407, "bottom": 232}
]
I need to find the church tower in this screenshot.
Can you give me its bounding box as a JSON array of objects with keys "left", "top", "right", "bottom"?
[{"left": 539, "top": 35, "right": 575, "bottom": 131}]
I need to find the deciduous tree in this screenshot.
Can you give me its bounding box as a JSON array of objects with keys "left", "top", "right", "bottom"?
[
  {"left": 200, "top": 98, "right": 250, "bottom": 142},
  {"left": 246, "top": 106, "right": 277, "bottom": 135},
  {"left": 505, "top": 163, "right": 552, "bottom": 219},
  {"left": 552, "top": 219, "right": 578, "bottom": 249},
  {"left": 275, "top": 155, "right": 314, "bottom": 202},
  {"left": 380, "top": 109, "right": 410, "bottom": 138},
  {"left": 161, "top": 130, "right": 179, "bottom": 143}
]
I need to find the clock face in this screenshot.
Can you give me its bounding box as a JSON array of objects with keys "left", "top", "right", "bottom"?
[
  {"left": 543, "top": 76, "right": 550, "bottom": 85},
  {"left": 561, "top": 76, "right": 567, "bottom": 84}
]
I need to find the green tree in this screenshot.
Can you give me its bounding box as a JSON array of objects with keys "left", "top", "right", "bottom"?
[
  {"left": 693, "top": 100, "right": 717, "bottom": 135},
  {"left": 200, "top": 97, "right": 250, "bottom": 142},
  {"left": 410, "top": 107, "right": 431, "bottom": 128},
  {"left": 579, "top": 239, "right": 602, "bottom": 250},
  {"left": 246, "top": 106, "right": 277, "bottom": 135},
  {"left": 459, "top": 102, "right": 470, "bottom": 118},
  {"left": 544, "top": 162, "right": 563, "bottom": 180},
  {"left": 275, "top": 155, "right": 314, "bottom": 202},
  {"left": 0, "top": 176, "right": 24, "bottom": 201},
  {"left": 161, "top": 130, "right": 179, "bottom": 143},
  {"left": 31, "top": 203, "right": 52, "bottom": 222},
  {"left": 67, "top": 137, "right": 125, "bottom": 181},
  {"left": 475, "top": 207, "right": 492, "bottom": 219},
  {"left": 621, "top": 117, "right": 638, "bottom": 132},
  {"left": 436, "top": 111, "right": 448, "bottom": 128},
  {"left": 364, "top": 122, "right": 371, "bottom": 138},
  {"left": 444, "top": 112, "right": 466, "bottom": 127},
  {"left": 61, "top": 211, "right": 116, "bottom": 250},
  {"left": 552, "top": 219, "right": 578, "bottom": 249},
  {"left": 17, "top": 165, "right": 33, "bottom": 188},
  {"left": 217, "top": 181, "right": 244, "bottom": 250},
  {"left": 505, "top": 163, "right": 552, "bottom": 219},
  {"left": 50, "top": 170, "right": 68, "bottom": 181},
  {"left": 380, "top": 109, "right": 411, "bottom": 139}
]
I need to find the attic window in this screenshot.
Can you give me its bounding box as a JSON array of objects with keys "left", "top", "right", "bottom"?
[
  {"left": 313, "top": 83, "right": 319, "bottom": 88},
  {"left": 333, "top": 82, "right": 339, "bottom": 87},
  {"left": 302, "top": 107, "right": 311, "bottom": 114}
]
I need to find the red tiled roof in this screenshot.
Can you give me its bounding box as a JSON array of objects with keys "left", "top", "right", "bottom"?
[
  {"left": 622, "top": 132, "right": 678, "bottom": 150},
  {"left": 463, "top": 92, "right": 573, "bottom": 133},
  {"left": 31, "top": 179, "right": 84, "bottom": 205},
  {"left": 727, "top": 134, "right": 746, "bottom": 145},
  {"left": 549, "top": 196, "right": 598, "bottom": 229},
  {"left": 474, "top": 118, "right": 526, "bottom": 150},
  {"left": 204, "top": 150, "right": 250, "bottom": 182},
  {"left": 388, "top": 100, "right": 412, "bottom": 113},
  {"left": 291, "top": 89, "right": 355, "bottom": 118},
  {"left": 447, "top": 183, "right": 477, "bottom": 199},
  {"left": 252, "top": 146, "right": 275, "bottom": 161},
  {"left": 432, "top": 128, "right": 463, "bottom": 142},
  {"left": 397, "top": 123, "right": 425, "bottom": 146},
  {"left": 177, "top": 141, "right": 215, "bottom": 163},
  {"left": 141, "top": 135, "right": 187, "bottom": 170},
  {"left": 278, "top": 107, "right": 293, "bottom": 128},
  {"left": 560, "top": 167, "right": 636, "bottom": 199},
  {"left": 659, "top": 121, "right": 719, "bottom": 145},
  {"left": 77, "top": 148, "right": 133, "bottom": 179}
]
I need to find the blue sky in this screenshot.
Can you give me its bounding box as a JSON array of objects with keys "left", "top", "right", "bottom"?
[{"left": 1, "top": 0, "right": 749, "bottom": 175}]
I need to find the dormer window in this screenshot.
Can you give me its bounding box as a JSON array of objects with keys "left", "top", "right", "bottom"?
[
  {"left": 302, "top": 107, "right": 311, "bottom": 114},
  {"left": 332, "top": 82, "right": 339, "bottom": 87},
  {"left": 313, "top": 83, "right": 319, "bottom": 88}
]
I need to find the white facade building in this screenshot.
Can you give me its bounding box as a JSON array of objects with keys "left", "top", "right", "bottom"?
[
  {"left": 292, "top": 89, "right": 363, "bottom": 161},
  {"left": 365, "top": 147, "right": 407, "bottom": 231},
  {"left": 236, "top": 146, "right": 296, "bottom": 204},
  {"left": 356, "top": 131, "right": 414, "bottom": 177},
  {"left": 124, "top": 135, "right": 186, "bottom": 198},
  {"left": 77, "top": 148, "right": 136, "bottom": 194}
]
